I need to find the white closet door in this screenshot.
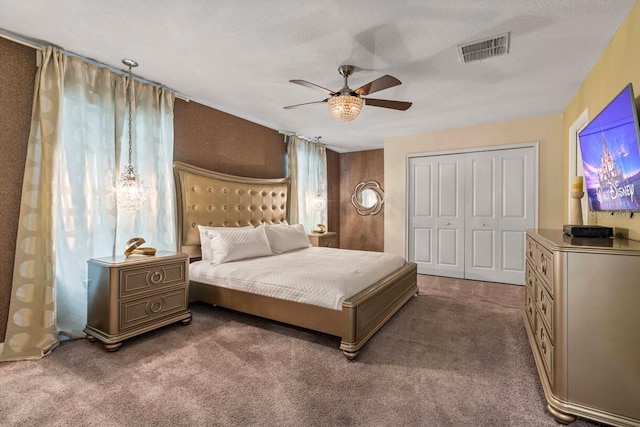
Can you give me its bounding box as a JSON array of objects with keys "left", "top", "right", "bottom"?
[
  {"left": 464, "top": 147, "right": 535, "bottom": 284},
  {"left": 409, "top": 145, "right": 536, "bottom": 285},
  {"left": 464, "top": 151, "right": 499, "bottom": 282},
  {"left": 409, "top": 155, "right": 465, "bottom": 278},
  {"left": 496, "top": 147, "right": 536, "bottom": 285},
  {"left": 408, "top": 158, "right": 435, "bottom": 274}
]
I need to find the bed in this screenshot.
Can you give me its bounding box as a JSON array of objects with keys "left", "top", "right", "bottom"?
[{"left": 173, "top": 161, "right": 417, "bottom": 359}]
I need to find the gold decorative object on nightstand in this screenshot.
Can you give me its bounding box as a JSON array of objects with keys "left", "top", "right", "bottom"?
[
  {"left": 124, "top": 237, "right": 156, "bottom": 256},
  {"left": 308, "top": 231, "right": 337, "bottom": 248},
  {"left": 84, "top": 251, "right": 191, "bottom": 351},
  {"left": 312, "top": 224, "right": 326, "bottom": 234}
]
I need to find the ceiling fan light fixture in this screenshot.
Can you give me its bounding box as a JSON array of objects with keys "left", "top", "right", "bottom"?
[{"left": 328, "top": 95, "right": 364, "bottom": 122}]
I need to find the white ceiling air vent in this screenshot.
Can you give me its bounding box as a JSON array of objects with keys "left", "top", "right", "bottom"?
[{"left": 457, "top": 33, "right": 510, "bottom": 63}]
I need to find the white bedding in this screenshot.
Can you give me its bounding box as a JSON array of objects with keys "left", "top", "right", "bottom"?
[{"left": 189, "top": 247, "right": 406, "bottom": 310}]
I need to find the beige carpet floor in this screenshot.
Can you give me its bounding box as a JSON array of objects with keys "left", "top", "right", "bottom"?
[{"left": 0, "top": 275, "right": 601, "bottom": 426}]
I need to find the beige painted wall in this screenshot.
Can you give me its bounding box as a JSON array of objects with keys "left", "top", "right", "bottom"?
[
  {"left": 563, "top": 1, "right": 640, "bottom": 241},
  {"left": 384, "top": 114, "right": 563, "bottom": 256}
]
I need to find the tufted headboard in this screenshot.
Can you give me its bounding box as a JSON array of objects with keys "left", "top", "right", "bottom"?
[{"left": 173, "top": 161, "right": 289, "bottom": 259}]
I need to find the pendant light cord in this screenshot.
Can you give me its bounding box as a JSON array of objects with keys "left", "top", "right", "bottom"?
[{"left": 127, "top": 63, "right": 134, "bottom": 174}]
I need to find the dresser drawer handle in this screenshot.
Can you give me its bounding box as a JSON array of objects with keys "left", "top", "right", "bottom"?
[
  {"left": 150, "top": 270, "right": 164, "bottom": 284},
  {"left": 148, "top": 299, "right": 165, "bottom": 314},
  {"left": 541, "top": 338, "right": 547, "bottom": 354},
  {"left": 541, "top": 301, "right": 547, "bottom": 315},
  {"left": 540, "top": 256, "right": 547, "bottom": 275}
]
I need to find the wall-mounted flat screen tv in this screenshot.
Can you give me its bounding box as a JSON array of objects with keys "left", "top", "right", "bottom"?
[{"left": 578, "top": 83, "right": 640, "bottom": 211}]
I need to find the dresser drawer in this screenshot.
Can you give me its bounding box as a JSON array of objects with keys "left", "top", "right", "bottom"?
[
  {"left": 526, "top": 236, "right": 535, "bottom": 263},
  {"left": 525, "top": 261, "right": 537, "bottom": 292},
  {"left": 119, "top": 260, "right": 187, "bottom": 299},
  {"left": 537, "top": 281, "right": 553, "bottom": 337},
  {"left": 536, "top": 320, "right": 554, "bottom": 384},
  {"left": 119, "top": 287, "right": 188, "bottom": 331},
  {"left": 537, "top": 245, "right": 554, "bottom": 294},
  {"left": 525, "top": 286, "right": 536, "bottom": 329}
]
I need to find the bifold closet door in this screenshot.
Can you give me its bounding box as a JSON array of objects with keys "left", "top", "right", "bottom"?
[
  {"left": 408, "top": 154, "right": 464, "bottom": 278},
  {"left": 409, "top": 146, "right": 535, "bottom": 285},
  {"left": 464, "top": 147, "right": 535, "bottom": 284}
]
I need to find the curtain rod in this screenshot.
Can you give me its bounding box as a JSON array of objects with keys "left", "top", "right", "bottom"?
[
  {"left": 278, "top": 130, "right": 324, "bottom": 145},
  {"left": 0, "top": 27, "right": 190, "bottom": 102}
]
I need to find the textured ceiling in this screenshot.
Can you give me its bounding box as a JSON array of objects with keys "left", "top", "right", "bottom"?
[{"left": 0, "top": 0, "right": 636, "bottom": 152}]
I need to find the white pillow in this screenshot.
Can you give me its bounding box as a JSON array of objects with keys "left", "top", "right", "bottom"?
[
  {"left": 211, "top": 226, "right": 273, "bottom": 264},
  {"left": 262, "top": 223, "right": 311, "bottom": 254},
  {"left": 198, "top": 225, "right": 252, "bottom": 261}
]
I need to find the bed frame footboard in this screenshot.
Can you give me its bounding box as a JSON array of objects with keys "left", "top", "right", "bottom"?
[{"left": 340, "top": 262, "right": 418, "bottom": 360}]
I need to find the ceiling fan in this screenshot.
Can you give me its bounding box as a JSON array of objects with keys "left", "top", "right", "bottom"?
[{"left": 284, "top": 65, "right": 412, "bottom": 122}]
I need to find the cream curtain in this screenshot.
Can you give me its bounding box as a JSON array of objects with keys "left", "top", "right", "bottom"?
[
  {"left": 0, "top": 47, "right": 176, "bottom": 362},
  {"left": 287, "top": 136, "right": 327, "bottom": 233}
]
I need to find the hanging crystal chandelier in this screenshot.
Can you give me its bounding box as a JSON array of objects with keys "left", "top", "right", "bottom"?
[
  {"left": 116, "top": 59, "right": 146, "bottom": 212},
  {"left": 327, "top": 95, "right": 364, "bottom": 122}
]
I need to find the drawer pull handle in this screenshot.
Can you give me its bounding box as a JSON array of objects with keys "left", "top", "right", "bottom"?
[
  {"left": 541, "top": 339, "right": 547, "bottom": 354},
  {"left": 540, "top": 256, "right": 547, "bottom": 275},
  {"left": 148, "top": 299, "right": 165, "bottom": 314},
  {"left": 150, "top": 270, "right": 164, "bottom": 284},
  {"left": 541, "top": 301, "right": 546, "bottom": 314}
]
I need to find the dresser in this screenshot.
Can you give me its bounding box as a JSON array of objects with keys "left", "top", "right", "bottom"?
[
  {"left": 84, "top": 251, "right": 191, "bottom": 351},
  {"left": 525, "top": 229, "right": 640, "bottom": 426},
  {"left": 308, "top": 231, "right": 338, "bottom": 248}
]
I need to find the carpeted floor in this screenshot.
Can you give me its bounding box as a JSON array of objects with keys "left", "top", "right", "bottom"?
[{"left": 0, "top": 275, "right": 600, "bottom": 426}]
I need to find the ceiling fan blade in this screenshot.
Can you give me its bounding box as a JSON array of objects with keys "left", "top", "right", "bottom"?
[
  {"left": 283, "top": 99, "right": 328, "bottom": 109},
  {"left": 289, "top": 80, "right": 335, "bottom": 95},
  {"left": 354, "top": 75, "right": 401, "bottom": 96},
  {"left": 364, "top": 98, "right": 412, "bottom": 111}
]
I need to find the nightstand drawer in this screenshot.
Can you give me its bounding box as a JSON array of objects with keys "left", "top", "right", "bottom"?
[
  {"left": 308, "top": 232, "right": 338, "bottom": 248},
  {"left": 119, "top": 260, "right": 186, "bottom": 299},
  {"left": 317, "top": 234, "right": 337, "bottom": 247},
  {"left": 119, "top": 287, "right": 187, "bottom": 331}
]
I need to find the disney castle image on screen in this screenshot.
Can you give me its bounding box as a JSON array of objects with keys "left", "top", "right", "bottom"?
[{"left": 578, "top": 84, "right": 640, "bottom": 211}]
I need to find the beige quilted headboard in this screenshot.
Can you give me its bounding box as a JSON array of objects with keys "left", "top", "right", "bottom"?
[{"left": 173, "top": 161, "right": 289, "bottom": 259}]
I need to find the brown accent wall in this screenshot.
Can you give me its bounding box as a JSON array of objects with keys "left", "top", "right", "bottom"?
[
  {"left": 326, "top": 149, "right": 340, "bottom": 243},
  {"left": 0, "top": 38, "right": 37, "bottom": 341},
  {"left": 339, "top": 149, "right": 384, "bottom": 251},
  {"left": 173, "top": 100, "right": 285, "bottom": 178}
]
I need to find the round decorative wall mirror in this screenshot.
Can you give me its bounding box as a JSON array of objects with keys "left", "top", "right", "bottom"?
[{"left": 351, "top": 181, "right": 384, "bottom": 215}]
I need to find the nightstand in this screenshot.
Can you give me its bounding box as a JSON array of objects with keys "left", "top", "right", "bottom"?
[
  {"left": 84, "top": 251, "right": 191, "bottom": 351},
  {"left": 308, "top": 231, "right": 338, "bottom": 248}
]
